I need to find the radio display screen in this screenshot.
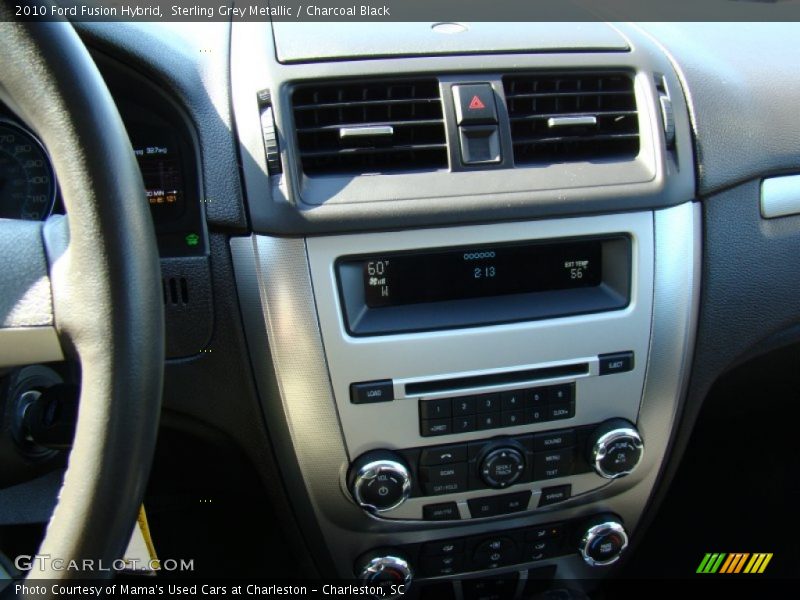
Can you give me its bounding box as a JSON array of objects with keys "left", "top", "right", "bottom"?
[{"left": 356, "top": 239, "right": 603, "bottom": 308}]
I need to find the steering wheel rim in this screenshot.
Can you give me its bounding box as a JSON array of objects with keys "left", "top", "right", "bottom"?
[{"left": 0, "top": 9, "right": 164, "bottom": 583}]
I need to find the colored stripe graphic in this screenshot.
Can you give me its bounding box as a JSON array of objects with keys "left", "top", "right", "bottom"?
[
  {"left": 719, "top": 553, "right": 735, "bottom": 573},
  {"left": 697, "top": 553, "right": 727, "bottom": 573},
  {"left": 696, "top": 553, "right": 714, "bottom": 573},
  {"left": 757, "top": 553, "right": 773, "bottom": 573},
  {"left": 697, "top": 552, "right": 773, "bottom": 574}
]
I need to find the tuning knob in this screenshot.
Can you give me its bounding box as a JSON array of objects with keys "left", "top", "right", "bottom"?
[
  {"left": 578, "top": 517, "right": 629, "bottom": 567},
  {"left": 356, "top": 553, "right": 413, "bottom": 599},
  {"left": 349, "top": 450, "right": 411, "bottom": 513},
  {"left": 588, "top": 419, "right": 643, "bottom": 479}
]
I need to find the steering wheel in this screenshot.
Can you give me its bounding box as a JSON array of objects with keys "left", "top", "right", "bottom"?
[{"left": 0, "top": 9, "right": 164, "bottom": 583}]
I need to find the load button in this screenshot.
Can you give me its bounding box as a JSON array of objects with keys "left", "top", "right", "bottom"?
[{"left": 350, "top": 380, "right": 394, "bottom": 404}]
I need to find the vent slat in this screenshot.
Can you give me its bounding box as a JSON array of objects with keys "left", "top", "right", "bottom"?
[
  {"left": 293, "top": 79, "right": 447, "bottom": 175},
  {"left": 504, "top": 90, "right": 632, "bottom": 100},
  {"left": 512, "top": 133, "right": 639, "bottom": 146},
  {"left": 509, "top": 110, "right": 638, "bottom": 123},
  {"left": 297, "top": 119, "right": 444, "bottom": 134},
  {"left": 294, "top": 97, "right": 441, "bottom": 111},
  {"left": 503, "top": 72, "right": 640, "bottom": 165},
  {"left": 301, "top": 143, "right": 448, "bottom": 159}
]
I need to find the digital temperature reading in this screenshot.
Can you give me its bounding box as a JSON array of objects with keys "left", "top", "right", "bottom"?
[{"left": 360, "top": 240, "right": 602, "bottom": 308}]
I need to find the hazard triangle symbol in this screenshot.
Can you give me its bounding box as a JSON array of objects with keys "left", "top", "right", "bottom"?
[{"left": 468, "top": 95, "right": 486, "bottom": 110}]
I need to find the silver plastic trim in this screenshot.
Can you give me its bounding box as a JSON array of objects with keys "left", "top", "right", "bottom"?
[
  {"left": 339, "top": 125, "right": 395, "bottom": 139},
  {"left": 229, "top": 200, "right": 700, "bottom": 579},
  {"left": 591, "top": 427, "right": 644, "bottom": 479},
  {"left": 547, "top": 116, "right": 598, "bottom": 128},
  {"left": 579, "top": 520, "right": 629, "bottom": 567},
  {"left": 760, "top": 174, "right": 800, "bottom": 219},
  {"left": 352, "top": 459, "right": 412, "bottom": 513},
  {"left": 307, "top": 212, "right": 653, "bottom": 457}
]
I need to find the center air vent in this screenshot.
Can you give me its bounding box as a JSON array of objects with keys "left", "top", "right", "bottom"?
[
  {"left": 292, "top": 79, "right": 447, "bottom": 175},
  {"left": 503, "top": 73, "right": 639, "bottom": 165}
]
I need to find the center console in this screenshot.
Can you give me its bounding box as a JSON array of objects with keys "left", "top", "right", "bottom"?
[{"left": 230, "top": 20, "right": 699, "bottom": 598}]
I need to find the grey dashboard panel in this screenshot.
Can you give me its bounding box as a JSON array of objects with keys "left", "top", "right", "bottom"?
[
  {"left": 231, "top": 21, "right": 696, "bottom": 234},
  {"left": 231, "top": 201, "right": 700, "bottom": 579},
  {"left": 628, "top": 22, "right": 800, "bottom": 197},
  {"left": 272, "top": 22, "right": 629, "bottom": 63}
]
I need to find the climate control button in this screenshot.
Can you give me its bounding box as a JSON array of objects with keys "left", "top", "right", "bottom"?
[{"left": 579, "top": 517, "right": 629, "bottom": 567}]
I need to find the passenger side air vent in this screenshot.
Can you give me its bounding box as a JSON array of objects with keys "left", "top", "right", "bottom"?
[
  {"left": 503, "top": 73, "right": 639, "bottom": 165},
  {"left": 292, "top": 79, "right": 447, "bottom": 175}
]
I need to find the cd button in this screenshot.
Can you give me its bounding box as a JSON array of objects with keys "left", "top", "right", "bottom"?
[{"left": 467, "top": 496, "right": 501, "bottom": 518}]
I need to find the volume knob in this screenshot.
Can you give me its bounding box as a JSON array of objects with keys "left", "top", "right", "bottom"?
[{"left": 350, "top": 451, "right": 411, "bottom": 513}]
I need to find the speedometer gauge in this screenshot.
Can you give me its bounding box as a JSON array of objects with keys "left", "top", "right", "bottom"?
[{"left": 0, "top": 121, "right": 55, "bottom": 220}]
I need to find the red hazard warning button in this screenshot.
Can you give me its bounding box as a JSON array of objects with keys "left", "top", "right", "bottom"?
[
  {"left": 453, "top": 83, "right": 497, "bottom": 125},
  {"left": 469, "top": 95, "right": 486, "bottom": 110}
]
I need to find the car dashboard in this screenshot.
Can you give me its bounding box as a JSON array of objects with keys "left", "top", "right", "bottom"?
[{"left": 2, "top": 17, "right": 800, "bottom": 596}]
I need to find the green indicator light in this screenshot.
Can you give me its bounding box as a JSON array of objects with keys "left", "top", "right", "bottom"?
[{"left": 185, "top": 233, "right": 200, "bottom": 247}]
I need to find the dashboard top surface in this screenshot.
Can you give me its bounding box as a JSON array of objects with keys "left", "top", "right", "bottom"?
[{"left": 271, "top": 21, "right": 629, "bottom": 63}]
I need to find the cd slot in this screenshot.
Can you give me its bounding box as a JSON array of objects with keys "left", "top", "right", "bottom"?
[{"left": 406, "top": 362, "right": 589, "bottom": 396}]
